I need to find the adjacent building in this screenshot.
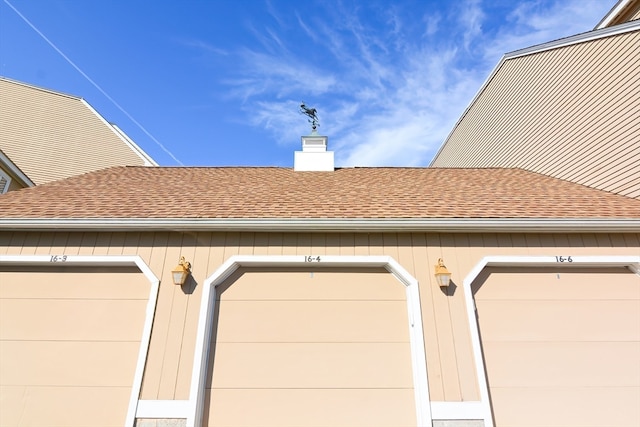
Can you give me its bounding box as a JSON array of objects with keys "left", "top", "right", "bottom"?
[
  {"left": 0, "top": 77, "right": 156, "bottom": 193},
  {"left": 430, "top": 0, "right": 640, "bottom": 199},
  {"left": 0, "top": 2, "right": 639, "bottom": 427}
]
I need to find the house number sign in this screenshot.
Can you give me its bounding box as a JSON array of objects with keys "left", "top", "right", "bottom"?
[
  {"left": 555, "top": 256, "right": 573, "bottom": 263},
  {"left": 304, "top": 256, "right": 322, "bottom": 262},
  {"left": 50, "top": 255, "right": 68, "bottom": 262}
]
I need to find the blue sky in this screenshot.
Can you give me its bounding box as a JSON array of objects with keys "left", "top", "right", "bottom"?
[{"left": 0, "top": 0, "right": 615, "bottom": 167}]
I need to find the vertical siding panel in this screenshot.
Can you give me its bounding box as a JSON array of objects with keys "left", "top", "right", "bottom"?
[
  {"left": 296, "top": 233, "right": 312, "bottom": 256},
  {"left": 267, "top": 233, "right": 284, "bottom": 255},
  {"left": 609, "top": 234, "right": 636, "bottom": 254},
  {"left": 135, "top": 233, "right": 155, "bottom": 268},
  {"left": 253, "top": 233, "right": 270, "bottom": 256},
  {"left": 339, "top": 233, "right": 356, "bottom": 256},
  {"left": 19, "top": 232, "right": 41, "bottom": 255},
  {"left": 62, "top": 232, "right": 83, "bottom": 255},
  {"left": 382, "top": 233, "right": 399, "bottom": 260},
  {"left": 223, "top": 233, "right": 241, "bottom": 259},
  {"left": 425, "top": 233, "right": 461, "bottom": 401},
  {"left": 353, "top": 233, "right": 370, "bottom": 256},
  {"left": 281, "top": 233, "right": 298, "bottom": 255},
  {"left": 168, "top": 232, "right": 201, "bottom": 400},
  {"left": 175, "top": 232, "right": 214, "bottom": 399},
  {"left": 77, "top": 233, "right": 98, "bottom": 255},
  {"left": 208, "top": 232, "right": 229, "bottom": 275},
  {"left": 622, "top": 233, "right": 640, "bottom": 249},
  {"left": 121, "top": 232, "right": 142, "bottom": 256},
  {"left": 396, "top": 234, "right": 415, "bottom": 274},
  {"left": 238, "top": 233, "right": 256, "bottom": 256},
  {"left": 93, "top": 233, "right": 113, "bottom": 255},
  {"left": 311, "top": 233, "right": 326, "bottom": 255},
  {"left": 450, "top": 234, "right": 480, "bottom": 401},
  {"left": 157, "top": 233, "right": 187, "bottom": 399},
  {"left": 31, "top": 232, "right": 53, "bottom": 255},
  {"left": 3, "top": 232, "right": 24, "bottom": 255},
  {"left": 107, "top": 232, "right": 126, "bottom": 255},
  {"left": 411, "top": 233, "right": 444, "bottom": 401},
  {"left": 509, "top": 233, "right": 529, "bottom": 255},
  {"left": 140, "top": 232, "right": 170, "bottom": 399},
  {"left": 324, "top": 233, "right": 342, "bottom": 255},
  {"left": 437, "top": 233, "right": 462, "bottom": 400},
  {"left": 368, "top": 233, "right": 385, "bottom": 255}
]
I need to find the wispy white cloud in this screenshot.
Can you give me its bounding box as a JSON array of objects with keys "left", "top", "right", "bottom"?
[{"left": 222, "top": 0, "right": 614, "bottom": 167}]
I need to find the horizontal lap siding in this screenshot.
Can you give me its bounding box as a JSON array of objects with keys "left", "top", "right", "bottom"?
[
  {"left": 432, "top": 30, "right": 640, "bottom": 199},
  {"left": 1, "top": 231, "right": 638, "bottom": 406}
]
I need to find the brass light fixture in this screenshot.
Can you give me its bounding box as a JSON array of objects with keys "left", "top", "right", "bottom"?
[
  {"left": 171, "top": 256, "right": 192, "bottom": 286},
  {"left": 434, "top": 258, "right": 452, "bottom": 288}
]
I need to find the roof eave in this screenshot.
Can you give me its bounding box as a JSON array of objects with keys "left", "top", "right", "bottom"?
[{"left": 1, "top": 218, "right": 638, "bottom": 233}]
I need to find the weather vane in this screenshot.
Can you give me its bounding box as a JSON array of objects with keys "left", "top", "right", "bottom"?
[{"left": 300, "top": 102, "right": 319, "bottom": 132}]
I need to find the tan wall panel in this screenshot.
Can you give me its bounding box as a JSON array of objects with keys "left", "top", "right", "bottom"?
[
  {"left": 0, "top": 341, "right": 140, "bottom": 386},
  {"left": 0, "top": 299, "right": 147, "bottom": 341},
  {"left": 476, "top": 299, "right": 640, "bottom": 341},
  {"left": 209, "top": 342, "right": 414, "bottom": 389},
  {"left": 483, "top": 341, "right": 640, "bottom": 387},
  {"left": 205, "top": 389, "right": 417, "bottom": 427},
  {"left": 0, "top": 269, "right": 149, "bottom": 299},
  {"left": 214, "top": 300, "right": 410, "bottom": 343},
  {"left": 490, "top": 387, "right": 640, "bottom": 427},
  {"left": 0, "top": 385, "right": 131, "bottom": 427},
  {"left": 475, "top": 267, "right": 640, "bottom": 300},
  {"left": 220, "top": 269, "right": 405, "bottom": 300}
]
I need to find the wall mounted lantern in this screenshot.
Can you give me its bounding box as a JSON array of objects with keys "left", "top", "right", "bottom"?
[
  {"left": 171, "top": 256, "right": 192, "bottom": 286},
  {"left": 434, "top": 258, "right": 452, "bottom": 288}
]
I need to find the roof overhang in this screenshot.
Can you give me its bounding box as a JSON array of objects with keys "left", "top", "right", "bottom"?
[{"left": 1, "top": 218, "right": 638, "bottom": 233}]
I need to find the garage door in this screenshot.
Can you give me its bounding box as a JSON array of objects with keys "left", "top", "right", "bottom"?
[
  {"left": 0, "top": 266, "right": 150, "bottom": 427},
  {"left": 474, "top": 267, "right": 640, "bottom": 427},
  {"left": 205, "top": 268, "right": 417, "bottom": 427}
]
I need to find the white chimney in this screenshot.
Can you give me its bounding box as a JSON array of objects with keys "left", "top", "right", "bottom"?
[{"left": 294, "top": 131, "right": 334, "bottom": 171}]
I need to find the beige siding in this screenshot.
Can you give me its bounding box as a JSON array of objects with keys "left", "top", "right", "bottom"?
[
  {"left": 1, "top": 230, "right": 639, "bottom": 423},
  {"left": 0, "top": 267, "right": 150, "bottom": 427},
  {"left": 474, "top": 267, "right": 640, "bottom": 426},
  {"left": 432, "top": 30, "right": 640, "bottom": 199},
  {"left": 0, "top": 79, "right": 151, "bottom": 185}
]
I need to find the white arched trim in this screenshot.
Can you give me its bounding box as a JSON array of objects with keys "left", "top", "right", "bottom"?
[
  {"left": 183, "top": 255, "right": 432, "bottom": 427},
  {"left": 0, "top": 255, "right": 160, "bottom": 427},
  {"left": 462, "top": 255, "right": 640, "bottom": 427}
]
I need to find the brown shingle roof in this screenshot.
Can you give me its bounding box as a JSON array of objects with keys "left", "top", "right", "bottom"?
[{"left": 0, "top": 166, "right": 638, "bottom": 220}]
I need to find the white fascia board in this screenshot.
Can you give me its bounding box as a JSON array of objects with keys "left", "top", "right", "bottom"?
[
  {"left": 430, "top": 19, "right": 640, "bottom": 166},
  {"left": 0, "top": 218, "right": 639, "bottom": 233},
  {"left": 596, "top": 0, "right": 633, "bottom": 29},
  {"left": 0, "top": 149, "right": 35, "bottom": 187},
  {"left": 110, "top": 123, "right": 159, "bottom": 166},
  {"left": 80, "top": 99, "right": 159, "bottom": 167}
]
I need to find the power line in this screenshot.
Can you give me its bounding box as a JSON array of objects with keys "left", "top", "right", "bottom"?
[{"left": 3, "top": 0, "right": 184, "bottom": 166}]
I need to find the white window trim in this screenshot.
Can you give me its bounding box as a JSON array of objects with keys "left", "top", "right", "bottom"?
[
  {"left": 0, "top": 169, "right": 12, "bottom": 194},
  {"left": 0, "top": 255, "right": 160, "bottom": 427},
  {"left": 176, "top": 255, "right": 432, "bottom": 426},
  {"left": 461, "top": 255, "right": 640, "bottom": 427}
]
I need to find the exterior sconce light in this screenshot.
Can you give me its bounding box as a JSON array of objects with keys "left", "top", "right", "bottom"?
[
  {"left": 434, "top": 258, "right": 452, "bottom": 288},
  {"left": 171, "top": 256, "right": 191, "bottom": 286}
]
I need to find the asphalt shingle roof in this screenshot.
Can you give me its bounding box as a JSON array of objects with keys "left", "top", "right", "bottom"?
[{"left": 0, "top": 166, "right": 638, "bottom": 219}]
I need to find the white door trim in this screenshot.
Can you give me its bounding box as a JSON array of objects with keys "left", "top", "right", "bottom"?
[
  {"left": 185, "top": 255, "right": 432, "bottom": 427},
  {"left": 0, "top": 255, "right": 160, "bottom": 427},
  {"left": 462, "top": 255, "right": 640, "bottom": 427}
]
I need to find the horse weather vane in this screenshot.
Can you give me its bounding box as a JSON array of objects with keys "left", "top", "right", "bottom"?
[{"left": 300, "top": 102, "right": 319, "bottom": 132}]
